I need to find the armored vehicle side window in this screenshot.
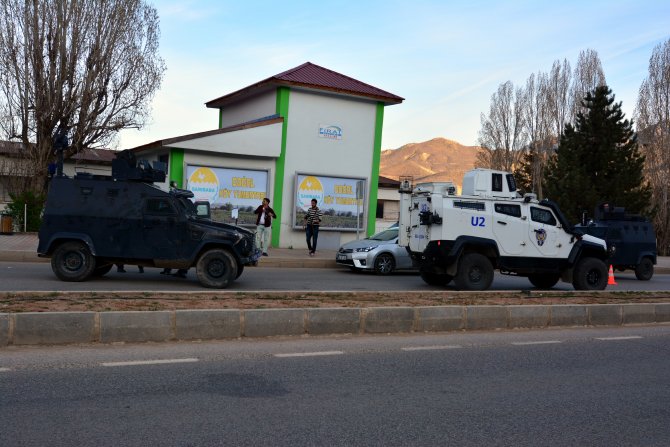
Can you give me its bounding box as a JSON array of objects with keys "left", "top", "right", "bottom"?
[
  {"left": 454, "top": 201, "right": 485, "bottom": 211},
  {"left": 506, "top": 174, "right": 517, "bottom": 193},
  {"left": 494, "top": 203, "right": 521, "bottom": 218},
  {"left": 145, "top": 198, "right": 175, "bottom": 215},
  {"left": 530, "top": 207, "right": 557, "bottom": 226},
  {"left": 492, "top": 173, "right": 503, "bottom": 192}
]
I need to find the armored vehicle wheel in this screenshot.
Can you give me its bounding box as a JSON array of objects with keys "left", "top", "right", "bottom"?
[
  {"left": 420, "top": 270, "right": 453, "bottom": 286},
  {"left": 572, "top": 257, "right": 608, "bottom": 290},
  {"left": 454, "top": 253, "right": 494, "bottom": 291},
  {"left": 51, "top": 241, "right": 96, "bottom": 282},
  {"left": 374, "top": 253, "right": 395, "bottom": 275},
  {"left": 528, "top": 273, "right": 560, "bottom": 289},
  {"left": 92, "top": 261, "right": 114, "bottom": 277},
  {"left": 634, "top": 257, "right": 654, "bottom": 281},
  {"left": 196, "top": 249, "right": 238, "bottom": 288}
]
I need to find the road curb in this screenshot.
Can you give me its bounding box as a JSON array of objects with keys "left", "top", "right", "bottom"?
[{"left": 2, "top": 303, "right": 670, "bottom": 347}]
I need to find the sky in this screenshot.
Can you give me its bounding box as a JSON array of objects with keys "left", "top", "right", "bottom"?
[{"left": 116, "top": 0, "right": 670, "bottom": 151}]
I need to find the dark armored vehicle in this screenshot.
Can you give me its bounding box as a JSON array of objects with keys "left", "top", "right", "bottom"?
[
  {"left": 575, "top": 203, "right": 657, "bottom": 280},
  {"left": 38, "top": 151, "right": 260, "bottom": 288}
]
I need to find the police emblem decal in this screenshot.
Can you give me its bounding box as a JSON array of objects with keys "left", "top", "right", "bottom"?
[{"left": 535, "top": 229, "right": 547, "bottom": 246}]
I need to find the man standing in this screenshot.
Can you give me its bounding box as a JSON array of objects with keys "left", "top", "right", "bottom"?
[
  {"left": 304, "top": 198, "right": 322, "bottom": 256},
  {"left": 254, "top": 197, "right": 276, "bottom": 256}
]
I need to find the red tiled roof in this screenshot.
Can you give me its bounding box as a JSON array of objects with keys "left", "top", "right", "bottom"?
[{"left": 206, "top": 62, "right": 403, "bottom": 108}]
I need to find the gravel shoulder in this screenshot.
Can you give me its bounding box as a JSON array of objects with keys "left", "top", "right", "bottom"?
[{"left": 3, "top": 290, "right": 670, "bottom": 313}]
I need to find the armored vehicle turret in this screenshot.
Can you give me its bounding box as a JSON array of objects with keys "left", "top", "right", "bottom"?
[{"left": 38, "top": 150, "right": 259, "bottom": 288}]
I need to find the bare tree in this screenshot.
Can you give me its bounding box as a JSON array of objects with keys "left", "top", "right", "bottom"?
[
  {"left": 0, "top": 0, "right": 165, "bottom": 193},
  {"left": 477, "top": 81, "right": 527, "bottom": 171},
  {"left": 519, "top": 71, "right": 553, "bottom": 197},
  {"left": 635, "top": 39, "right": 670, "bottom": 255},
  {"left": 546, "top": 59, "right": 572, "bottom": 138},
  {"left": 571, "top": 49, "right": 606, "bottom": 121}
]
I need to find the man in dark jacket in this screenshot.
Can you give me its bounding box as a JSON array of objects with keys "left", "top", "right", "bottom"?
[{"left": 254, "top": 197, "right": 276, "bottom": 256}]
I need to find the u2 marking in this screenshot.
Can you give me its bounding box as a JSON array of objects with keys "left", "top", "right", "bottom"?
[{"left": 471, "top": 216, "right": 485, "bottom": 227}]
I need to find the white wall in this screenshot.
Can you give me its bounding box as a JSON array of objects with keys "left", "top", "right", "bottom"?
[
  {"left": 219, "top": 91, "right": 276, "bottom": 128},
  {"left": 278, "top": 90, "right": 378, "bottom": 250}
]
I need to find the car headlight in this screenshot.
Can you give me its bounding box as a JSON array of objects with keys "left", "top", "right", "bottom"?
[{"left": 355, "top": 247, "right": 375, "bottom": 252}]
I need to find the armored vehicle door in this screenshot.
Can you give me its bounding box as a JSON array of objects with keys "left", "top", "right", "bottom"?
[
  {"left": 408, "top": 196, "right": 430, "bottom": 254},
  {"left": 527, "top": 205, "right": 561, "bottom": 256},
  {"left": 492, "top": 203, "right": 526, "bottom": 255},
  {"left": 141, "top": 197, "right": 187, "bottom": 259}
]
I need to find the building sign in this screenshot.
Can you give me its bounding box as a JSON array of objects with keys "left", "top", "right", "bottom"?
[
  {"left": 293, "top": 173, "right": 366, "bottom": 231},
  {"left": 186, "top": 165, "right": 268, "bottom": 225},
  {"left": 318, "top": 124, "right": 342, "bottom": 140}
]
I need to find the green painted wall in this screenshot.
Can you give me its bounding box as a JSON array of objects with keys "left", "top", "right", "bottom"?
[
  {"left": 271, "top": 87, "right": 290, "bottom": 247},
  {"left": 169, "top": 148, "right": 185, "bottom": 187},
  {"left": 367, "top": 102, "right": 384, "bottom": 236}
]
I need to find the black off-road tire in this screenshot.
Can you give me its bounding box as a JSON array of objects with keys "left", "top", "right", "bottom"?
[
  {"left": 374, "top": 253, "right": 395, "bottom": 275},
  {"left": 454, "top": 253, "right": 494, "bottom": 291},
  {"left": 572, "top": 257, "right": 608, "bottom": 290},
  {"left": 196, "top": 249, "right": 238, "bottom": 288},
  {"left": 51, "top": 241, "right": 96, "bottom": 282},
  {"left": 634, "top": 257, "right": 654, "bottom": 281},
  {"left": 420, "top": 270, "right": 453, "bottom": 286},
  {"left": 528, "top": 273, "right": 560, "bottom": 289}
]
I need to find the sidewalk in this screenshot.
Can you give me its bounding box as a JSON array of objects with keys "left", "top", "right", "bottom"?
[
  {"left": 0, "top": 233, "right": 339, "bottom": 268},
  {"left": 1, "top": 233, "right": 669, "bottom": 273}
]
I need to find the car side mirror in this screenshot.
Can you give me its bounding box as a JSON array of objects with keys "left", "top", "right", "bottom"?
[{"left": 194, "top": 201, "right": 211, "bottom": 219}]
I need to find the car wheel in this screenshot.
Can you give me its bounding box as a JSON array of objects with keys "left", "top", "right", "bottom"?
[
  {"left": 634, "top": 257, "right": 654, "bottom": 281},
  {"left": 51, "top": 241, "right": 95, "bottom": 282},
  {"left": 572, "top": 257, "right": 608, "bottom": 290},
  {"left": 454, "top": 253, "right": 493, "bottom": 291},
  {"left": 374, "top": 253, "right": 395, "bottom": 275},
  {"left": 196, "top": 249, "right": 238, "bottom": 288},
  {"left": 420, "top": 270, "right": 453, "bottom": 286},
  {"left": 528, "top": 273, "right": 560, "bottom": 289}
]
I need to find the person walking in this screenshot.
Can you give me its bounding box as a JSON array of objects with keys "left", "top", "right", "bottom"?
[
  {"left": 304, "top": 198, "right": 322, "bottom": 256},
  {"left": 254, "top": 197, "right": 276, "bottom": 256}
]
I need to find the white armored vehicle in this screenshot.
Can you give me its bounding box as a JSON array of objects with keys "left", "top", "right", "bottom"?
[{"left": 398, "top": 169, "right": 610, "bottom": 291}]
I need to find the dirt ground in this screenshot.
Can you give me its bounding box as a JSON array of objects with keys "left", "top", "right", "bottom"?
[{"left": 2, "top": 290, "right": 670, "bottom": 313}]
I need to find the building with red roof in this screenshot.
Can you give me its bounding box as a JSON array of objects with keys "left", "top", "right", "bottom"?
[{"left": 133, "top": 62, "right": 403, "bottom": 249}]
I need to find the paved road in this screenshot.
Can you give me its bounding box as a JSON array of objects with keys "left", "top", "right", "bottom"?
[
  {"left": 2, "top": 326, "right": 669, "bottom": 446},
  {"left": 1, "top": 261, "right": 669, "bottom": 292}
]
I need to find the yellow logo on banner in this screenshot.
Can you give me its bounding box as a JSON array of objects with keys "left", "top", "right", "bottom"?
[
  {"left": 298, "top": 176, "right": 324, "bottom": 208},
  {"left": 188, "top": 167, "right": 219, "bottom": 202}
]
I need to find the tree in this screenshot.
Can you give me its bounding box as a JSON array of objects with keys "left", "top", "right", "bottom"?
[
  {"left": 513, "top": 71, "right": 553, "bottom": 196},
  {"left": 547, "top": 59, "right": 572, "bottom": 138},
  {"left": 570, "top": 49, "right": 606, "bottom": 121},
  {"left": 477, "top": 81, "right": 526, "bottom": 171},
  {"left": 543, "top": 86, "right": 651, "bottom": 224},
  {"left": 635, "top": 38, "right": 670, "bottom": 255},
  {"left": 0, "top": 0, "right": 165, "bottom": 195}
]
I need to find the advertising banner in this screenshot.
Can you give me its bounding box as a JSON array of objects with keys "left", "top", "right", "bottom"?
[
  {"left": 186, "top": 165, "right": 268, "bottom": 225},
  {"left": 293, "top": 173, "right": 366, "bottom": 231}
]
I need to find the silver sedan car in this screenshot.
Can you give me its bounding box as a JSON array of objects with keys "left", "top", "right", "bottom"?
[{"left": 335, "top": 228, "right": 415, "bottom": 275}]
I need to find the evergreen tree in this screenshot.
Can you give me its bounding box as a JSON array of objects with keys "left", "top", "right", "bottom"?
[{"left": 543, "top": 86, "right": 651, "bottom": 223}]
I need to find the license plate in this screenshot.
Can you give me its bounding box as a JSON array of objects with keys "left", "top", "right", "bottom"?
[{"left": 336, "top": 254, "right": 347, "bottom": 261}]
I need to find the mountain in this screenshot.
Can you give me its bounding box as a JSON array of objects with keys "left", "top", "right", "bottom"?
[{"left": 380, "top": 138, "right": 484, "bottom": 188}]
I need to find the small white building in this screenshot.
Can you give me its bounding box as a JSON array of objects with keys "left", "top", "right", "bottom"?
[{"left": 133, "top": 62, "right": 403, "bottom": 249}]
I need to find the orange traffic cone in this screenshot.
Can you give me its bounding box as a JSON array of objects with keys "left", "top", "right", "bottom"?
[{"left": 607, "top": 265, "right": 617, "bottom": 285}]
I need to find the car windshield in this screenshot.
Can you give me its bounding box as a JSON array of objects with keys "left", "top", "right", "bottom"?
[{"left": 369, "top": 229, "right": 398, "bottom": 241}]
